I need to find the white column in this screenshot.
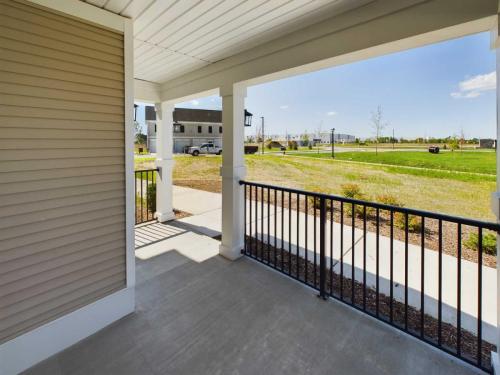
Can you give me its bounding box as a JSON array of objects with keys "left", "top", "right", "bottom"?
[
  {"left": 492, "top": 32, "right": 500, "bottom": 373},
  {"left": 154, "top": 101, "right": 175, "bottom": 222},
  {"left": 219, "top": 84, "right": 246, "bottom": 260}
]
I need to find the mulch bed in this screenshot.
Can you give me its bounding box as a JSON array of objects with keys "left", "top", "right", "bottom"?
[
  {"left": 244, "top": 237, "right": 495, "bottom": 372},
  {"left": 244, "top": 188, "right": 496, "bottom": 268}
]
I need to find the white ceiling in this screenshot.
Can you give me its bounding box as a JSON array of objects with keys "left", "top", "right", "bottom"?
[{"left": 81, "top": 0, "right": 372, "bottom": 84}]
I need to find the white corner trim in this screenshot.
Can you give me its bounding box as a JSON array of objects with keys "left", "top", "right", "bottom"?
[
  {"left": 26, "top": 0, "right": 125, "bottom": 32},
  {"left": 124, "top": 18, "right": 135, "bottom": 289},
  {"left": 0, "top": 287, "right": 135, "bottom": 375}
]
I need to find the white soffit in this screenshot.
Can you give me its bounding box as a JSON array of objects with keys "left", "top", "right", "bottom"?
[{"left": 80, "top": 0, "right": 373, "bottom": 84}]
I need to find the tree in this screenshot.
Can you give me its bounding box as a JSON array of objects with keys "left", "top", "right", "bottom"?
[
  {"left": 370, "top": 105, "right": 387, "bottom": 155},
  {"left": 300, "top": 130, "right": 310, "bottom": 146},
  {"left": 134, "top": 120, "right": 145, "bottom": 144}
]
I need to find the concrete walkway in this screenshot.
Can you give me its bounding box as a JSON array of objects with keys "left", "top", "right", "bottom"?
[{"left": 172, "top": 186, "right": 497, "bottom": 344}]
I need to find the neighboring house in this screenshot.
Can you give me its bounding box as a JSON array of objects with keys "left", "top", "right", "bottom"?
[{"left": 146, "top": 106, "right": 222, "bottom": 153}]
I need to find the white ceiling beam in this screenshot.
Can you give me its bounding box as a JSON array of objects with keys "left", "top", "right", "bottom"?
[{"left": 160, "top": 0, "right": 497, "bottom": 101}]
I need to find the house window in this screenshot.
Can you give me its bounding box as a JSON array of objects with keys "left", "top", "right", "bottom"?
[
  {"left": 174, "top": 123, "right": 184, "bottom": 133},
  {"left": 208, "top": 126, "right": 212, "bottom": 133},
  {"left": 219, "top": 126, "right": 222, "bottom": 133},
  {"left": 198, "top": 125, "right": 202, "bottom": 133}
]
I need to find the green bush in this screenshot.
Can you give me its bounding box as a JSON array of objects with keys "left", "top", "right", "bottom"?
[
  {"left": 375, "top": 194, "right": 421, "bottom": 232},
  {"left": 340, "top": 184, "right": 367, "bottom": 217},
  {"left": 146, "top": 183, "right": 156, "bottom": 213},
  {"left": 464, "top": 233, "right": 496, "bottom": 255}
]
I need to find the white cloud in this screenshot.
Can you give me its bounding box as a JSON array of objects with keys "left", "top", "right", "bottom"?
[
  {"left": 190, "top": 99, "right": 200, "bottom": 106},
  {"left": 326, "top": 111, "right": 337, "bottom": 116},
  {"left": 279, "top": 105, "right": 289, "bottom": 109},
  {"left": 451, "top": 71, "right": 496, "bottom": 99}
]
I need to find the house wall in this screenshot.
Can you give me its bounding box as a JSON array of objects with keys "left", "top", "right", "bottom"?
[{"left": 0, "top": 0, "right": 127, "bottom": 346}]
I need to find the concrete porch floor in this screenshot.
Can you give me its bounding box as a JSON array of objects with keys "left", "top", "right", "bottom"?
[{"left": 25, "top": 246, "right": 478, "bottom": 374}]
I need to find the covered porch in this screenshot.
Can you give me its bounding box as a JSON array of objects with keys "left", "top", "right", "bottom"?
[
  {"left": 25, "top": 242, "right": 475, "bottom": 375},
  {"left": 2, "top": 0, "right": 500, "bottom": 374}
]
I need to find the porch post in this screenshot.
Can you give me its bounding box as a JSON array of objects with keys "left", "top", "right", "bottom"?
[
  {"left": 219, "top": 84, "right": 246, "bottom": 260},
  {"left": 154, "top": 101, "right": 175, "bottom": 222},
  {"left": 492, "top": 24, "right": 500, "bottom": 372}
]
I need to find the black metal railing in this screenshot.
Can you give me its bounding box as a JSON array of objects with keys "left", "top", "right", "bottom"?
[
  {"left": 240, "top": 180, "right": 500, "bottom": 372},
  {"left": 135, "top": 169, "right": 158, "bottom": 224}
]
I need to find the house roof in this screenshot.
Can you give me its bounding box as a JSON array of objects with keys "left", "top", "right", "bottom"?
[{"left": 145, "top": 107, "right": 222, "bottom": 123}]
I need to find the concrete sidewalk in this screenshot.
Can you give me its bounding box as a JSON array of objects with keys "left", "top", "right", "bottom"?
[{"left": 172, "top": 185, "right": 497, "bottom": 344}]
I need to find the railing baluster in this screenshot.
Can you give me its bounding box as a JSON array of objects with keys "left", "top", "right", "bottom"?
[
  {"left": 420, "top": 216, "right": 425, "bottom": 338},
  {"left": 404, "top": 213, "right": 409, "bottom": 331},
  {"left": 244, "top": 184, "right": 247, "bottom": 255},
  {"left": 296, "top": 193, "right": 300, "bottom": 279},
  {"left": 319, "top": 197, "right": 326, "bottom": 299},
  {"left": 363, "top": 205, "right": 367, "bottom": 310},
  {"left": 438, "top": 219, "right": 442, "bottom": 346},
  {"left": 261, "top": 187, "right": 264, "bottom": 261},
  {"left": 376, "top": 207, "right": 379, "bottom": 317},
  {"left": 249, "top": 185, "right": 252, "bottom": 256},
  {"left": 140, "top": 171, "right": 144, "bottom": 223},
  {"left": 330, "top": 199, "right": 334, "bottom": 296},
  {"left": 305, "top": 195, "right": 308, "bottom": 284},
  {"left": 390, "top": 210, "right": 394, "bottom": 323},
  {"left": 314, "top": 196, "right": 317, "bottom": 288},
  {"left": 340, "top": 201, "right": 344, "bottom": 300},
  {"left": 281, "top": 189, "right": 284, "bottom": 270},
  {"left": 135, "top": 172, "right": 138, "bottom": 225},
  {"left": 477, "top": 227, "right": 483, "bottom": 366},
  {"left": 274, "top": 189, "right": 277, "bottom": 268},
  {"left": 457, "top": 223, "right": 462, "bottom": 356},
  {"left": 288, "top": 191, "right": 292, "bottom": 275},
  {"left": 352, "top": 202, "right": 355, "bottom": 305},
  {"left": 267, "top": 187, "right": 271, "bottom": 264}
]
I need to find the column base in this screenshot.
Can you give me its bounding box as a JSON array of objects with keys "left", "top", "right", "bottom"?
[
  {"left": 492, "top": 352, "right": 499, "bottom": 374},
  {"left": 155, "top": 211, "right": 176, "bottom": 223},
  {"left": 219, "top": 243, "right": 243, "bottom": 261}
]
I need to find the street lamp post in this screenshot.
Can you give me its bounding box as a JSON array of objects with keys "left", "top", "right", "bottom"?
[{"left": 331, "top": 128, "right": 335, "bottom": 158}]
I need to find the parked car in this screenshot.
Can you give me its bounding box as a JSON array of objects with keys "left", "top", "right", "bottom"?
[
  {"left": 428, "top": 146, "right": 440, "bottom": 154},
  {"left": 188, "top": 143, "right": 222, "bottom": 156}
]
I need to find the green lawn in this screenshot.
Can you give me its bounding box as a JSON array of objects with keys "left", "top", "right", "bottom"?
[
  {"left": 134, "top": 153, "right": 496, "bottom": 220},
  {"left": 287, "top": 150, "right": 496, "bottom": 175}
]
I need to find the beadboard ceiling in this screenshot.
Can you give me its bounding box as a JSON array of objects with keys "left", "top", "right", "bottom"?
[{"left": 81, "top": 0, "right": 373, "bottom": 83}]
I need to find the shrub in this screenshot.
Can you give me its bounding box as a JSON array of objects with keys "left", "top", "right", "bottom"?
[
  {"left": 288, "top": 140, "right": 298, "bottom": 150},
  {"left": 146, "top": 183, "right": 156, "bottom": 213},
  {"left": 341, "top": 183, "right": 365, "bottom": 199},
  {"left": 340, "top": 184, "right": 367, "bottom": 217},
  {"left": 464, "top": 232, "right": 496, "bottom": 255},
  {"left": 308, "top": 144, "right": 313, "bottom": 150},
  {"left": 376, "top": 194, "right": 403, "bottom": 207}
]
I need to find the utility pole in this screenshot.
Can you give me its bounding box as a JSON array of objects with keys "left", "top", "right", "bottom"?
[
  {"left": 331, "top": 128, "right": 335, "bottom": 158},
  {"left": 261, "top": 116, "right": 265, "bottom": 155}
]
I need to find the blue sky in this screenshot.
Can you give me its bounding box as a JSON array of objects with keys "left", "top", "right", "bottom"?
[{"left": 137, "top": 32, "right": 496, "bottom": 139}]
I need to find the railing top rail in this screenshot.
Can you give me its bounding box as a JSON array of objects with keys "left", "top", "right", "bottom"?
[
  {"left": 239, "top": 180, "right": 500, "bottom": 231},
  {"left": 134, "top": 168, "right": 159, "bottom": 173}
]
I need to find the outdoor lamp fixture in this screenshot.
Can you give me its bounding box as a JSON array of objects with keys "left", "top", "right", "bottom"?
[
  {"left": 244, "top": 109, "right": 253, "bottom": 127},
  {"left": 331, "top": 128, "right": 335, "bottom": 158},
  {"left": 134, "top": 104, "right": 138, "bottom": 122}
]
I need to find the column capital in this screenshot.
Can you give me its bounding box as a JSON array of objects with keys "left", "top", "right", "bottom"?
[{"left": 219, "top": 84, "right": 247, "bottom": 98}]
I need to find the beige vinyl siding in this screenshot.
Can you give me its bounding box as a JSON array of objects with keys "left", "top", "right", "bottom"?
[{"left": 0, "top": 0, "right": 126, "bottom": 344}]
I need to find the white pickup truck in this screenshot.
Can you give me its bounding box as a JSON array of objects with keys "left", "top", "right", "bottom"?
[{"left": 187, "top": 143, "right": 222, "bottom": 156}]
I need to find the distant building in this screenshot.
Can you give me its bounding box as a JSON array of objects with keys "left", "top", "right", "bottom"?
[
  {"left": 316, "top": 132, "right": 356, "bottom": 144},
  {"left": 479, "top": 138, "right": 496, "bottom": 149},
  {"left": 146, "top": 107, "right": 222, "bottom": 153}
]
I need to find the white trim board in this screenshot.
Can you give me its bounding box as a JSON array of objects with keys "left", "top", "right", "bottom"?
[
  {"left": 26, "top": 0, "right": 125, "bottom": 32},
  {"left": 0, "top": 287, "right": 135, "bottom": 375}
]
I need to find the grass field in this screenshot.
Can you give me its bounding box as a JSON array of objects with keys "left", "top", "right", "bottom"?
[
  {"left": 286, "top": 150, "right": 496, "bottom": 176},
  {"left": 134, "top": 154, "right": 496, "bottom": 221}
]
